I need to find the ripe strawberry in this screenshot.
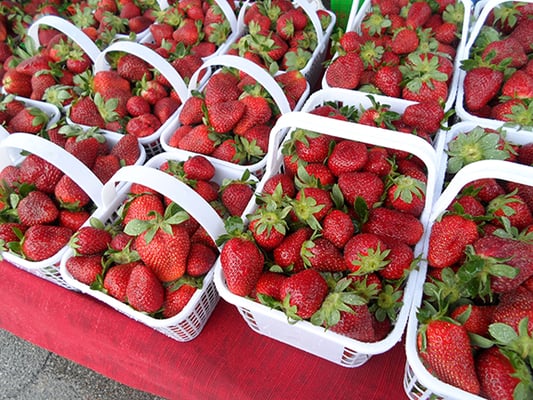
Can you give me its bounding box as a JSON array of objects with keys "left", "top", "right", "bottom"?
[
  {"left": 15, "top": 54, "right": 52, "bottom": 76},
  {"left": 207, "top": 100, "right": 245, "bottom": 133},
  {"left": 501, "top": 69, "right": 533, "bottom": 99},
  {"left": 322, "top": 209, "right": 355, "bottom": 249},
  {"left": 427, "top": 214, "right": 479, "bottom": 268},
  {"left": 203, "top": 70, "right": 241, "bottom": 106},
  {"left": 293, "top": 187, "right": 333, "bottom": 224},
  {"left": 325, "top": 52, "right": 364, "bottom": 89},
  {"left": 30, "top": 72, "right": 57, "bottom": 101},
  {"left": 273, "top": 226, "right": 312, "bottom": 273},
  {"left": 65, "top": 254, "right": 104, "bottom": 285},
  {"left": 92, "top": 154, "right": 121, "bottom": 184},
  {"left": 154, "top": 96, "right": 180, "bottom": 124},
  {"left": 253, "top": 271, "right": 287, "bottom": 302},
  {"left": 387, "top": 174, "right": 426, "bottom": 217},
  {"left": 122, "top": 193, "right": 165, "bottom": 227},
  {"left": 110, "top": 134, "right": 140, "bottom": 166},
  {"left": 59, "top": 210, "right": 91, "bottom": 231},
  {"left": 293, "top": 131, "right": 333, "bottom": 163},
  {"left": 17, "top": 190, "right": 59, "bottom": 226},
  {"left": 102, "top": 262, "right": 135, "bottom": 302},
  {"left": 391, "top": 27, "right": 419, "bottom": 55},
  {"left": 126, "top": 95, "right": 151, "bottom": 117},
  {"left": 405, "top": 1, "right": 432, "bottom": 29},
  {"left": 186, "top": 242, "right": 217, "bottom": 277},
  {"left": 327, "top": 140, "right": 368, "bottom": 176},
  {"left": 221, "top": 181, "right": 254, "bottom": 217},
  {"left": 450, "top": 304, "right": 495, "bottom": 337},
  {"left": 182, "top": 155, "right": 215, "bottom": 181},
  {"left": 179, "top": 96, "right": 205, "bottom": 126},
  {"left": 21, "top": 225, "right": 73, "bottom": 261},
  {"left": 262, "top": 172, "right": 296, "bottom": 198},
  {"left": 117, "top": 53, "right": 152, "bottom": 83},
  {"left": 362, "top": 207, "right": 424, "bottom": 246},
  {"left": 2, "top": 70, "right": 32, "bottom": 98},
  {"left": 18, "top": 155, "right": 64, "bottom": 194},
  {"left": 373, "top": 65, "right": 402, "bottom": 98},
  {"left": 330, "top": 304, "right": 377, "bottom": 342},
  {"left": 401, "top": 101, "right": 444, "bottom": 135},
  {"left": 6, "top": 107, "right": 48, "bottom": 134},
  {"left": 338, "top": 30, "right": 363, "bottom": 53},
  {"left": 178, "top": 124, "right": 217, "bottom": 155},
  {"left": 126, "top": 263, "right": 165, "bottom": 313},
  {"left": 337, "top": 171, "right": 384, "bottom": 209},
  {"left": 301, "top": 237, "right": 345, "bottom": 272},
  {"left": 54, "top": 175, "right": 91, "bottom": 209},
  {"left": 93, "top": 70, "right": 131, "bottom": 95},
  {"left": 487, "top": 193, "right": 533, "bottom": 230},
  {"left": 482, "top": 37, "right": 527, "bottom": 69},
  {"left": 417, "top": 319, "right": 481, "bottom": 394},
  {"left": 69, "top": 97, "right": 106, "bottom": 128},
  {"left": 162, "top": 283, "right": 197, "bottom": 318},
  {"left": 233, "top": 95, "right": 272, "bottom": 135},
  {"left": 378, "top": 236, "right": 415, "bottom": 280},
  {"left": 464, "top": 178, "right": 506, "bottom": 203},
  {"left": 280, "top": 269, "right": 329, "bottom": 320},
  {"left": 220, "top": 236, "right": 264, "bottom": 297},
  {"left": 476, "top": 346, "right": 529, "bottom": 400},
  {"left": 126, "top": 113, "right": 162, "bottom": 138},
  {"left": 491, "top": 289, "right": 533, "bottom": 334},
  {"left": 463, "top": 67, "right": 504, "bottom": 112},
  {"left": 70, "top": 225, "right": 112, "bottom": 256},
  {"left": 344, "top": 233, "right": 390, "bottom": 275}
]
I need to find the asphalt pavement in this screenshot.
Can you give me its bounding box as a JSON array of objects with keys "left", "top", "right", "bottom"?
[{"left": 0, "top": 328, "right": 164, "bottom": 400}]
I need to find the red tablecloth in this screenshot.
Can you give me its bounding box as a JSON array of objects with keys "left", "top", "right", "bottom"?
[{"left": 0, "top": 261, "right": 409, "bottom": 400}]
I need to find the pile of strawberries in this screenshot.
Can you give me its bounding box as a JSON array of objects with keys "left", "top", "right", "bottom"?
[
  {"left": 218, "top": 108, "right": 430, "bottom": 342},
  {"left": 227, "top": 0, "right": 332, "bottom": 75},
  {"left": 417, "top": 171, "right": 533, "bottom": 399},
  {"left": 460, "top": 1, "right": 533, "bottom": 128},
  {"left": 64, "top": 154, "right": 255, "bottom": 318},
  {"left": 325, "top": 0, "right": 465, "bottom": 106},
  {"left": 165, "top": 65, "right": 308, "bottom": 166}
]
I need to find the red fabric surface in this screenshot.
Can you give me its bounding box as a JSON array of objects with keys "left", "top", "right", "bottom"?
[{"left": 0, "top": 261, "right": 409, "bottom": 400}]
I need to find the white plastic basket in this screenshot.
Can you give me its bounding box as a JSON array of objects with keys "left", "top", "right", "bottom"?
[
  {"left": 60, "top": 165, "right": 226, "bottom": 341},
  {"left": 403, "top": 159, "right": 533, "bottom": 400},
  {"left": 0, "top": 133, "right": 104, "bottom": 289},
  {"left": 140, "top": 0, "right": 242, "bottom": 61},
  {"left": 233, "top": 0, "right": 336, "bottom": 87},
  {"left": 67, "top": 40, "right": 190, "bottom": 158},
  {"left": 455, "top": 0, "right": 533, "bottom": 129},
  {"left": 214, "top": 111, "right": 439, "bottom": 367},
  {"left": 160, "top": 54, "right": 308, "bottom": 177},
  {"left": 324, "top": 0, "right": 473, "bottom": 113}
]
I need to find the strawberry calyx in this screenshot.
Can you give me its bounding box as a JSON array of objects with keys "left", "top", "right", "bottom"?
[
  {"left": 370, "top": 283, "right": 403, "bottom": 323},
  {"left": 400, "top": 52, "right": 448, "bottom": 94}
]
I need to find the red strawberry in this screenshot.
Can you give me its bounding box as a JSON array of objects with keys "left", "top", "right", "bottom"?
[
  {"left": 2, "top": 69, "right": 32, "bottom": 97},
  {"left": 110, "top": 134, "right": 141, "bottom": 166},
  {"left": 233, "top": 95, "right": 272, "bottom": 135},
  {"left": 103, "top": 262, "right": 137, "bottom": 302},
  {"left": 262, "top": 172, "right": 296, "bottom": 198},
  {"left": 491, "top": 289, "right": 533, "bottom": 334},
  {"left": 327, "top": 140, "right": 368, "bottom": 176},
  {"left": 178, "top": 124, "right": 217, "bottom": 155},
  {"left": 330, "top": 304, "right": 377, "bottom": 342},
  {"left": 18, "top": 154, "right": 64, "bottom": 194},
  {"left": 450, "top": 304, "right": 495, "bottom": 337},
  {"left": 487, "top": 193, "right": 533, "bottom": 230},
  {"left": 207, "top": 100, "right": 245, "bottom": 133},
  {"left": 337, "top": 171, "right": 384, "bottom": 209},
  {"left": 21, "top": 225, "right": 73, "bottom": 261},
  {"left": 69, "top": 97, "right": 106, "bottom": 128},
  {"left": 179, "top": 96, "right": 205, "bottom": 126},
  {"left": 293, "top": 187, "right": 333, "bottom": 223},
  {"left": 126, "top": 95, "right": 151, "bottom": 117},
  {"left": 203, "top": 70, "right": 241, "bottom": 106},
  {"left": 363, "top": 207, "right": 424, "bottom": 246},
  {"left": 117, "top": 53, "right": 152, "bottom": 83},
  {"left": 427, "top": 214, "right": 479, "bottom": 268},
  {"left": 301, "top": 237, "right": 345, "bottom": 272},
  {"left": 17, "top": 190, "right": 59, "bottom": 226},
  {"left": 373, "top": 65, "right": 402, "bottom": 98},
  {"left": 273, "top": 226, "right": 313, "bottom": 273},
  {"left": 59, "top": 210, "right": 91, "bottom": 231},
  {"left": 126, "top": 113, "right": 162, "bottom": 138},
  {"left": 401, "top": 101, "right": 444, "bottom": 135},
  {"left": 417, "top": 319, "right": 481, "bottom": 394},
  {"left": 387, "top": 174, "right": 426, "bottom": 217},
  {"left": 154, "top": 96, "right": 180, "bottom": 124},
  {"left": 220, "top": 236, "right": 264, "bottom": 297},
  {"left": 344, "top": 233, "right": 390, "bottom": 275},
  {"left": 221, "top": 181, "right": 254, "bottom": 217},
  {"left": 322, "top": 209, "right": 355, "bottom": 249},
  {"left": 65, "top": 254, "right": 103, "bottom": 285},
  {"left": 463, "top": 67, "right": 504, "bottom": 112},
  {"left": 92, "top": 154, "right": 121, "bottom": 184},
  {"left": 325, "top": 52, "right": 364, "bottom": 89},
  {"left": 70, "top": 225, "right": 112, "bottom": 256},
  {"left": 253, "top": 271, "right": 287, "bottom": 302},
  {"left": 405, "top": 1, "right": 432, "bottom": 29},
  {"left": 0, "top": 222, "right": 26, "bottom": 244},
  {"left": 186, "top": 242, "right": 217, "bottom": 277},
  {"left": 279, "top": 269, "right": 329, "bottom": 320},
  {"left": 54, "top": 175, "right": 91, "bottom": 209},
  {"left": 6, "top": 107, "right": 48, "bottom": 134},
  {"left": 391, "top": 27, "right": 419, "bottom": 55},
  {"left": 126, "top": 263, "right": 165, "bottom": 313},
  {"left": 163, "top": 283, "right": 197, "bottom": 318},
  {"left": 482, "top": 37, "right": 528, "bottom": 69},
  {"left": 122, "top": 193, "right": 165, "bottom": 227},
  {"left": 183, "top": 155, "right": 215, "bottom": 181}
]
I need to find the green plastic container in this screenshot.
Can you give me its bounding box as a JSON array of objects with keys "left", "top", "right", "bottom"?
[{"left": 330, "top": 0, "right": 355, "bottom": 30}]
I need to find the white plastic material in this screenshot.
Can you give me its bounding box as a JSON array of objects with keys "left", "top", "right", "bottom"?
[
  {"left": 0, "top": 133, "right": 105, "bottom": 289},
  {"left": 214, "top": 111, "right": 439, "bottom": 367},
  {"left": 403, "top": 159, "right": 533, "bottom": 400},
  {"left": 325, "top": 0, "right": 473, "bottom": 113},
  {"left": 455, "top": 0, "right": 533, "bottom": 129},
  {"left": 60, "top": 165, "right": 226, "bottom": 341},
  {"left": 27, "top": 15, "right": 101, "bottom": 62},
  {"left": 160, "top": 54, "right": 310, "bottom": 177},
  {"left": 234, "top": 0, "right": 336, "bottom": 86}
]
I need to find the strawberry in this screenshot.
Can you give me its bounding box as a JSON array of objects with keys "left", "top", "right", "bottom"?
[
  {"left": 128, "top": 215, "right": 191, "bottom": 283},
  {"left": 501, "top": 69, "right": 533, "bottom": 99},
  {"left": 179, "top": 96, "right": 205, "bottom": 126},
  {"left": 301, "top": 236, "right": 345, "bottom": 272},
  {"left": 70, "top": 225, "right": 112, "bottom": 256},
  {"left": 16, "top": 190, "right": 59, "bottom": 226},
  {"left": 110, "top": 134, "right": 140, "bottom": 166},
  {"left": 262, "top": 172, "right": 296, "bottom": 198},
  {"left": 362, "top": 207, "right": 424, "bottom": 246},
  {"left": 93, "top": 70, "right": 131, "bottom": 95},
  {"left": 117, "top": 53, "right": 152, "bottom": 83},
  {"left": 2, "top": 70, "right": 32, "bottom": 98},
  {"left": 378, "top": 236, "right": 415, "bottom": 280},
  {"left": 487, "top": 193, "right": 533, "bottom": 230},
  {"left": 220, "top": 235, "right": 264, "bottom": 297},
  {"left": 203, "top": 70, "right": 241, "bottom": 106},
  {"left": 21, "top": 225, "right": 73, "bottom": 261},
  {"left": 254, "top": 271, "right": 287, "bottom": 302},
  {"left": 450, "top": 304, "right": 495, "bottom": 337},
  {"left": 183, "top": 155, "right": 215, "bottom": 181},
  {"left": 462, "top": 67, "right": 504, "bottom": 112},
  {"left": 65, "top": 254, "right": 104, "bottom": 285},
  {"left": 391, "top": 27, "right": 419, "bottom": 55},
  {"left": 69, "top": 97, "right": 106, "bottom": 128},
  {"left": 337, "top": 171, "right": 384, "bottom": 209},
  {"left": 54, "top": 175, "right": 91, "bottom": 209},
  {"left": 162, "top": 283, "right": 197, "bottom": 318},
  {"left": 126, "top": 113, "right": 162, "bottom": 138},
  {"left": 6, "top": 107, "right": 48, "bottom": 134},
  {"left": 92, "top": 154, "right": 121, "bottom": 184},
  {"left": 279, "top": 269, "right": 329, "bottom": 320},
  {"left": 273, "top": 226, "right": 312, "bottom": 273},
  {"left": 103, "top": 262, "right": 137, "bottom": 302},
  {"left": 178, "top": 124, "right": 217, "bottom": 155},
  {"left": 18, "top": 155, "right": 63, "bottom": 194},
  {"left": 327, "top": 140, "right": 368, "bottom": 176},
  {"left": 344, "top": 233, "right": 390, "bottom": 275},
  {"left": 417, "top": 319, "right": 481, "bottom": 394},
  {"left": 401, "top": 101, "right": 444, "bottom": 135},
  {"left": 372, "top": 65, "right": 402, "bottom": 98},
  {"left": 427, "top": 214, "right": 479, "bottom": 268},
  {"left": 386, "top": 174, "right": 426, "bottom": 217},
  {"left": 126, "top": 263, "right": 165, "bottom": 313},
  {"left": 464, "top": 178, "right": 506, "bottom": 204},
  {"left": 126, "top": 95, "right": 151, "bottom": 117},
  {"left": 322, "top": 209, "right": 355, "bottom": 249},
  {"left": 330, "top": 304, "right": 377, "bottom": 342},
  {"left": 154, "top": 96, "right": 180, "bottom": 124},
  {"left": 207, "top": 100, "right": 245, "bottom": 133},
  {"left": 122, "top": 193, "right": 165, "bottom": 227},
  {"left": 325, "top": 52, "right": 364, "bottom": 89},
  {"left": 293, "top": 187, "right": 333, "bottom": 224},
  {"left": 405, "top": 1, "right": 432, "bottom": 29},
  {"left": 59, "top": 210, "right": 91, "bottom": 231},
  {"left": 293, "top": 131, "right": 333, "bottom": 163},
  {"left": 221, "top": 179, "right": 254, "bottom": 217},
  {"left": 476, "top": 346, "right": 531, "bottom": 400},
  {"left": 491, "top": 289, "right": 533, "bottom": 334},
  {"left": 481, "top": 37, "right": 527, "bottom": 69},
  {"left": 186, "top": 242, "right": 217, "bottom": 277},
  {"left": 233, "top": 95, "right": 272, "bottom": 135}
]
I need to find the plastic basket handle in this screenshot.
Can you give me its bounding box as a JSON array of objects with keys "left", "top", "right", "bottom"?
[
  {"left": 0, "top": 124, "right": 8, "bottom": 141},
  {"left": 26, "top": 15, "right": 101, "bottom": 63},
  {"left": 94, "top": 41, "right": 189, "bottom": 103},
  {"left": 188, "top": 54, "right": 292, "bottom": 114},
  {"left": 101, "top": 165, "right": 226, "bottom": 244},
  {"left": 0, "top": 133, "right": 104, "bottom": 208}
]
